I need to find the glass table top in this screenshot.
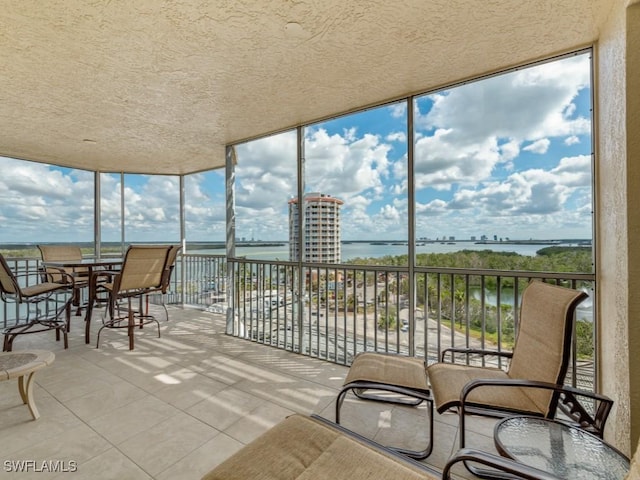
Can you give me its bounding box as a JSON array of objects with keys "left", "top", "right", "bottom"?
[{"left": 494, "top": 416, "right": 629, "bottom": 480}]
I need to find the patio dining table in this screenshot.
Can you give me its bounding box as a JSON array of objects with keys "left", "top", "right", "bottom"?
[{"left": 42, "top": 258, "right": 122, "bottom": 344}]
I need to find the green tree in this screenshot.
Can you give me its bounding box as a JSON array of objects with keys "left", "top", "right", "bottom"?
[{"left": 377, "top": 308, "right": 397, "bottom": 330}]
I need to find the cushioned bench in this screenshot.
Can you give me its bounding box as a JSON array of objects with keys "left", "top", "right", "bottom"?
[
  {"left": 201, "top": 414, "right": 563, "bottom": 480},
  {"left": 0, "top": 350, "right": 55, "bottom": 420}
]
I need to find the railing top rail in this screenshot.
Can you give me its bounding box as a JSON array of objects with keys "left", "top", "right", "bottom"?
[
  {"left": 224, "top": 256, "right": 594, "bottom": 280},
  {"left": 413, "top": 266, "right": 595, "bottom": 280}
]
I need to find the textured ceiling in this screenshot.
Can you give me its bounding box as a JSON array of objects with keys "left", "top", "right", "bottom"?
[{"left": 0, "top": 0, "right": 615, "bottom": 175}]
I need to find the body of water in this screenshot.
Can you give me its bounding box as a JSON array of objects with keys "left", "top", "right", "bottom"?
[
  {"left": 0, "top": 240, "right": 588, "bottom": 262},
  {"left": 205, "top": 241, "right": 585, "bottom": 262}
]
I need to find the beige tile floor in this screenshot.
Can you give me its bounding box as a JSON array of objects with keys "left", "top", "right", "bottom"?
[{"left": 0, "top": 306, "right": 496, "bottom": 479}]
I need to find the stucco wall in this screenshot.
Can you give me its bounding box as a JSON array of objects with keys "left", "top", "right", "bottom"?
[
  {"left": 626, "top": 0, "right": 640, "bottom": 453},
  {"left": 597, "top": 0, "right": 631, "bottom": 454}
]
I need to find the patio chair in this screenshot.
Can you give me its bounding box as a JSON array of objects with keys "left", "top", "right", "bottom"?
[
  {"left": 0, "top": 253, "right": 72, "bottom": 352},
  {"left": 149, "top": 244, "right": 181, "bottom": 321},
  {"left": 95, "top": 245, "right": 172, "bottom": 350},
  {"left": 336, "top": 280, "right": 588, "bottom": 462},
  {"left": 201, "top": 413, "right": 561, "bottom": 480},
  {"left": 38, "top": 244, "right": 89, "bottom": 319}
]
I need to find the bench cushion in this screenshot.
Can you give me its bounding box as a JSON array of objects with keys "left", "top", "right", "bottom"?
[{"left": 202, "top": 414, "right": 438, "bottom": 480}]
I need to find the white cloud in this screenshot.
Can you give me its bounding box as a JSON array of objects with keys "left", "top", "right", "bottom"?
[
  {"left": 386, "top": 131, "right": 406, "bottom": 142},
  {"left": 234, "top": 127, "right": 402, "bottom": 239},
  {"left": 414, "top": 153, "right": 592, "bottom": 239},
  {"left": 412, "top": 54, "right": 590, "bottom": 192},
  {"left": 414, "top": 130, "right": 502, "bottom": 190},
  {"left": 523, "top": 138, "right": 550, "bottom": 154},
  {"left": 0, "top": 158, "right": 222, "bottom": 243},
  {"left": 379, "top": 204, "right": 401, "bottom": 221},
  {"left": 389, "top": 103, "right": 406, "bottom": 118},
  {"left": 500, "top": 139, "right": 520, "bottom": 162},
  {"left": 565, "top": 135, "right": 580, "bottom": 145}
]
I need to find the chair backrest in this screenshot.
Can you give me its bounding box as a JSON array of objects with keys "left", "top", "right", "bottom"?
[
  {"left": 116, "top": 245, "right": 172, "bottom": 292},
  {"left": 38, "top": 245, "right": 83, "bottom": 262},
  {"left": 161, "top": 245, "right": 182, "bottom": 293},
  {"left": 0, "top": 253, "right": 21, "bottom": 298},
  {"left": 38, "top": 245, "right": 84, "bottom": 282},
  {"left": 507, "top": 280, "right": 588, "bottom": 415}
]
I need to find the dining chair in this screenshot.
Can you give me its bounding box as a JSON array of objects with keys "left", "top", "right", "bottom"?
[
  {"left": 0, "top": 253, "right": 72, "bottom": 351},
  {"left": 95, "top": 245, "right": 172, "bottom": 350},
  {"left": 38, "top": 244, "right": 89, "bottom": 319},
  {"left": 141, "top": 244, "right": 181, "bottom": 321}
]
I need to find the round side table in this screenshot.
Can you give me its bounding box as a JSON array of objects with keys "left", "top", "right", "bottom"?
[
  {"left": 0, "top": 350, "right": 55, "bottom": 420},
  {"left": 494, "top": 416, "right": 629, "bottom": 480}
]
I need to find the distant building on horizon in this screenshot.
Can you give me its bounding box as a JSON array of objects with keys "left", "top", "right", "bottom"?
[{"left": 288, "top": 192, "right": 343, "bottom": 263}]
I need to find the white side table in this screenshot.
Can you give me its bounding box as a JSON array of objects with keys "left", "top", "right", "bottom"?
[{"left": 0, "top": 350, "right": 55, "bottom": 420}]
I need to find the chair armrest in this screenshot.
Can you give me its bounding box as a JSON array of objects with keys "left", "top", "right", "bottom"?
[
  {"left": 441, "top": 346, "right": 513, "bottom": 363},
  {"left": 91, "top": 269, "right": 119, "bottom": 280},
  {"left": 460, "top": 378, "right": 613, "bottom": 437},
  {"left": 89, "top": 269, "right": 121, "bottom": 290},
  {"left": 37, "top": 266, "right": 75, "bottom": 286},
  {"left": 443, "top": 448, "right": 562, "bottom": 480}
]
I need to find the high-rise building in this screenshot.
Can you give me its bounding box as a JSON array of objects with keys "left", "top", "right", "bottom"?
[{"left": 288, "top": 192, "right": 343, "bottom": 263}]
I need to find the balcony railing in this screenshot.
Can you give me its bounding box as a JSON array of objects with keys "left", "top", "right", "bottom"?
[
  {"left": 1, "top": 254, "right": 596, "bottom": 392},
  {"left": 224, "top": 258, "right": 596, "bottom": 391}
]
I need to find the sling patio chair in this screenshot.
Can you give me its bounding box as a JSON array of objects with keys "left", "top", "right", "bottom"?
[
  {"left": 38, "top": 244, "right": 90, "bottom": 319},
  {"left": 0, "top": 253, "right": 72, "bottom": 352},
  {"left": 144, "top": 244, "right": 181, "bottom": 321},
  {"left": 201, "top": 413, "right": 562, "bottom": 480},
  {"left": 162, "top": 245, "right": 182, "bottom": 308},
  {"left": 95, "top": 244, "right": 172, "bottom": 350},
  {"left": 336, "top": 280, "right": 591, "bottom": 463}
]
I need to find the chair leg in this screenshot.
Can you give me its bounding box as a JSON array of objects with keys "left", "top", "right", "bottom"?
[
  {"left": 162, "top": 295, "right": 169, "bottom": 321},
  {"left": 95, "top": 325, "right": 104, "bottom": 348},
  {"left": 128, "top": 305, "right": 135, "bottom": 350},
  {"left": 53, "top": 301, "right": 70, "bottom": 349},
  {"left": 139, "top": 296, "right": 144, "bottom": 329},
  {"left": 62, "top": 324, "right": 68, "bottom": 349},
  {"left": 457, "top": 411, "right": 516, "bottom": 479},
  {"left": 72, "top": 286, "right": 84, "bottom": 317},
  {"left": 3, "top": 333, "right": 11, "bottom": 352},
  {"left": 66, "top": 302, "right": 72, "bottom": 333}
]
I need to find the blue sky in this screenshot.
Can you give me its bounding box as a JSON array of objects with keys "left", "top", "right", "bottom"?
[
  {"left": 0, "top": 52, "right": 592, "bottom": 244},
  {"left": 234, "top": 52, "right": 593, "bottom": 242}
]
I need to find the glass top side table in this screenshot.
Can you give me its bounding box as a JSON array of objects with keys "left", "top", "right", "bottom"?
[{"left": 494, "top": 416, "right": 629, "bottom": 480}]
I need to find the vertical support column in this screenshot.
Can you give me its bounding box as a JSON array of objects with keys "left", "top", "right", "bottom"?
[
  {"left": 120, "top": 172, "right": 125, "bottom": 254},
  {"left": 95, "top": 171, "right": 101, "bottom": 258},
  {"left": 597, "top": 2, "right": 636, "bottom": 455},
  {"left": 626, "top": 2, "right": 640, "bottom": 453},
  {"left": 226, "top": 146, "right": 237, "bottom": 335},
  {"left": 407, "top": 96, "right": 416, "bottom": 357},
  {"left": 296, "top": 126, "right": 306, "bottom": 351},
  {"left": 179, "top": 175, "right": 186, "bottom": 308}
]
